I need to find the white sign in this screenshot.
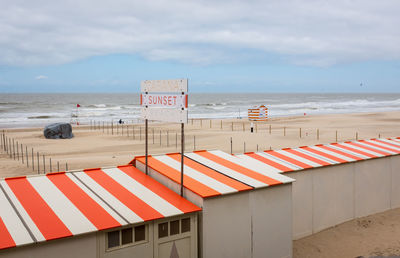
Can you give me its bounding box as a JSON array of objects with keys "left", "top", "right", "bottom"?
[
  {"left": 140, "top": 79, "right": 188, "bottom": 123},
  {"left": 141, "top": 79, "right": 188, "bottom": 93}
]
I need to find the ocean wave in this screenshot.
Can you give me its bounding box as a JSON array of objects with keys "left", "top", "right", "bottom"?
[{"left": 28, "top": 115, "right": 54, "bottom": 119}]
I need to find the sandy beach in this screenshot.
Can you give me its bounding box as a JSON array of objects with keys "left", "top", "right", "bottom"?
[{"left": 1, "top": 110, "right": 400, "bottom": 257}]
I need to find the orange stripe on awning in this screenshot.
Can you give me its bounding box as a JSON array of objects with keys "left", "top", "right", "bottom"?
[
  {"left": 300, "top": 146, "right": 347, "bottom": 163},
  {"left": 317, "top": 145, "right": 363, "bottom": 160},
  {"left": 167, "top": 154, "right": 252, "bottom": 192},
  {"left": 195, "top": 151, "right": 282, "bottom": 186},
  {"left": 283, "top": 149, "right": 331, "bottom": 166},
  {"left": 331, "top": 143, "right": 376, "bottom": 158},
  {"left": 372, "top": 139, "right": 400, "bottom": 149},
  {"left": 265, "top": 151, "right": 313, "bottom": 169},
  {"left": 5, "top": 178, "right": 72, "bottom": 240},
  {"left": 359, "top": 140, "right": 400, "bottom": 154},
  {"left": 136, "top": 157, "right": 220, "bottom": 198},
  {"left": 344, "top": 142, "right": 390, "bottom": 156},
  {"left": 47, "top": 173, "right": 121, "bottom": 230},
  {"left": 117, "top": 165, "right": 201, "bottom": 213},
  {"left": 245, "top": 153, "right": 293, "bottom": 172},
  {"left": 0, "top": 217, "right": 15, "bottom": 250},
  {"left": 85, "top": 169, "right": 164, "bottom": 221}
]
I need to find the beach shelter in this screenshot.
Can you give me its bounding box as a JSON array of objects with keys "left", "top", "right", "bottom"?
[
  {"left": 236, "top": 137, "right": 400, "bottom": 239},
  {"left": 248, "top": 105, "right": 268, "bottom": 121},
  {"left": 133, "top": 150, "right": 295, "bottom": 258},
  {"left": 0, "top": 165, "right": 200, "bottom": 258}
]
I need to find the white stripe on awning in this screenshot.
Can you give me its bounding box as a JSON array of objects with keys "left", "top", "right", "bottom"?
[
  {"left": 186, "top": 152, "right": 267, "bottom": 188},
  {"left": 0, "top": 181, "right": 45, "bottom": 242},
  {"left": 363, "top": 140, "right": 400, "bottom": 153},
  {"left": 103, "top": 168, "right": 183, "bottom": 217},
  {"left": 65, "top": 174, "right": 127, "bottom": 226},
  {"left": 327, "top": 144, "right": 371, "bottom": 159},
  {"left": 294, "top": 148, "right": 339, "bottom": 164},
  {"left": 275, "top": 150, "right": 322, "bottom": 167},
  {"left": 73, "top": 172, "right": 143, "bottom": 224},
  {"left": 236, "top": 154, "right": 284, "bottom": 173},
  {"left": 309, "top": 146, "right": 356, "bottom": 162},
  {"left": 153, "top": 156, "right": 237, "bottom": 195},
  {"left": 379, "top": 139, "right": 400, "bottom": 147},
  {"left": 27, "top": 176, "right": 96, "bottom": 235},
  {"left": 0, "top": 190, "right": 33, "bottom": 246},
  {"left": 340, "top": 142, "right": 384, "bottom": 157},
  {"left": 256, "top": 152, "right": 303, "bottom": 170},
  {"left": 210, "top": 150, "right": 294, "bottom": 183}
]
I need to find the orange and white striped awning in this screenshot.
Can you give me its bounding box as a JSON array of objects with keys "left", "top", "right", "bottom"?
[
  {"left": 236, "top": 138, "right": 400, "bottom": 173},
  {"left": 134, "top": 150, "right": 295, "bottom": 198},
  {"left": 0, "top": 165, "right": 200, "bottom": 250}
]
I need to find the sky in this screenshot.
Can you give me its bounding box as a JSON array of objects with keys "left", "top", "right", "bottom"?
[{"left": 0, "top": 0, "right": 399, "bottom": 93}]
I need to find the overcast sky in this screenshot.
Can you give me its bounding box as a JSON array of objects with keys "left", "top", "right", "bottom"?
[{"left": 0, "top": 0, "right": 399, "bottom": 92}]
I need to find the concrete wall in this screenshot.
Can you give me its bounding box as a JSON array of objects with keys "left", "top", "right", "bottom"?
[
  {"left": 0, "top": 233, "right": 97, "bottom": 258},
  {"left": 291, "top": 155, "right": 400, "bottom": 240},
  {"left": 201, "top": 184, "right": 292, "bottom": 258}
]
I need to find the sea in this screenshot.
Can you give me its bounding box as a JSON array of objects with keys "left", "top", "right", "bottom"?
[{"left": 1, "top": 93, "right": 400, "bottom": 128}]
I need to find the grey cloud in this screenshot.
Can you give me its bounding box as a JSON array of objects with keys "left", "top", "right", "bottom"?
[{"left": 0, "top": 0, "right": 399, "bottom": 66}]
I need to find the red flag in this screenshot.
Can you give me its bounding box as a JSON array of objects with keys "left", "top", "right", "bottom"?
[{"left": 76, "top": 104, "right": 81, "bottom": 108}]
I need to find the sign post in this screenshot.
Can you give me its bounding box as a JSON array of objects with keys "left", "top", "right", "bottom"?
[{"left": 140, "top": 79, "right": 188, "bottom": 196}]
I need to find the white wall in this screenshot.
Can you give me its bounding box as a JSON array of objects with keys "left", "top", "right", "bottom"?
[
  {"left": 0, "top": 233, "right": 97, "bottom": 258},
  {"left": 201, "top": 184, "right": 293, "bottom": 258},
  {"left": 290, "top": 155, "right": 400, "bottom": 240}
]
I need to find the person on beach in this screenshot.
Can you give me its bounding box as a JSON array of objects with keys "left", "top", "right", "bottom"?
[{"left": 119, "top": 119, "right": 123, "bottom": 124}]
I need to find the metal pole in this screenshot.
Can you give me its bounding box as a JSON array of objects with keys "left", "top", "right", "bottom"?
[
  {"left": 356, "top": 132, "right": 358, "bottom": 141},
  {"left": 16, "top": 141, "right": 19, "bottom": 161},
  {"left": 112, "top": 122, "right": 114, "bottom": 135},
  {"left": 57, "top": 161, "right": 60, "bottom": 172},
  {"left": 299, "top": 128, "right": 302, "bottom": 138},
  {"left": 50, "top": 158, "right": 52, "bottom": 172},
  {"left": 180, "top": 123, "right": 184, "bottom": 197},
  {"left": 12, "top": 138, "right": 15, "bottom": 159},
  {"left": 220, "top": 120, "right": 222, "bottom": 129},
  {"left": 32, "top": 148, "right": 34, "bottom": 171},
  {"left": 140, "top": 126, "right": 142, "bottom": 141},
  {"left": 43, "top": 154, "right": 45, "bottom": 174},
  {"left": 336, "top": 130, "right": 338, "bottom": 142},
  {"left": 284, "top": 127, "right": 286, "bottom": 136},
  {"left": 193, "top": 135, "right": 196, "bottom": 150},
  {"left": 230, "top": 137, "right": 233, "bottom": 154},
  {"left": 37, "top": 152, "right": 40, "bottom": 174},
  {"left": 145, "top": 119, "right": 148, "bottom": 175},
  {"left": 127, "top": 125, "right": 129, "bottom": 137},
  {"left": 244, "top": 142, "right": 246, "bottom": 153},
  {"left": 269, "top": 124, "right": 271, "bottom": 134},
  {"left": 317, "top": 129, "right": 319, "bottom": 140},
  {"left": 66, "top": 162, "right": 68, "bottom": 171},
  {"left": 21, "top": 144, "right": 24, "bottom": 164},
  {"left": 26, "top": 146, "right": 28, "bottom": 167}
]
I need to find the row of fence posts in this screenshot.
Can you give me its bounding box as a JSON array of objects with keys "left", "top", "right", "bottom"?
[
  {"left": 87, "top": 120, "right": 382, "bottom": 154},
  {"left": 0, "top": 130, "right": 68, "bottom": 174},
  {"left": 89, "top": 120, "right": 199, "bottom": 150}
]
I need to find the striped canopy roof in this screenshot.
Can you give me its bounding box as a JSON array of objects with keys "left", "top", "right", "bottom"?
[
  {"left": 0, "top": 165, "right": 200, "bottom": 250},
  {"left": 134, "top": 138, "right": 400, "bottom": 199},
  {"left": 134, "top": 150, "right": 295, "bottom": 198},
  {"left": 236, "top": 138, "right": 400, "bottom": 173}
]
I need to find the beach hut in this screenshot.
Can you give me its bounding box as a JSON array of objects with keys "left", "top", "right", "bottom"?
[
  {"left": 236, "top": 137, "right": 400, "bottom": 239},
  {"left": 133, "top": 150, "right": 295, "bottom": 258},
  {"left": 0, "top": 165, "right": 200, "bottom": 258},
  {"left": 248, "top": 105, "right": 268, "bottom": 121}
]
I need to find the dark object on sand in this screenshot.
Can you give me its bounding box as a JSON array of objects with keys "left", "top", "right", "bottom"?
[{"left": 44, "top": 123, "right": 74, "bottom": 139}]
